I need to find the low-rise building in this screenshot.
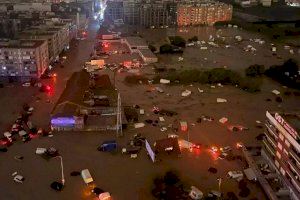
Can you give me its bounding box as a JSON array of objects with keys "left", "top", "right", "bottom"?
[
  {"left": 122, "top": 36, "right": 148, "bottom": 53},
  {"left": 138, "top": 49, "right": 158, "bottom": 63},
  {"left": 122, "top": 36, "right": 158, "bottom": 63},
  {"left": 0, "top": 40, "right": 49, "bottom": 81},
  {"left": 51, "top": 71, "right": 124, "bottom": 132}
]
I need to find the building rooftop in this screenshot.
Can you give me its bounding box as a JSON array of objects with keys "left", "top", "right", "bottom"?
[
  {"left": 125, "top": 37, "right": 148, "bottom": 47},
  {"left": 52, "top": 70, "right": 117, "bottom": 116},
  {"left": 138, "top": 49, "right": 157, "bottom": 58},
  {"left": 0, "top": 40, "right": 45, "bottom": 48}
]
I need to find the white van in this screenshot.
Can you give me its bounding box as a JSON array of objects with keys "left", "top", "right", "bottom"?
[
  {"left": 81, "top": 169, "right": 93, "bottom": 184},
  {"left": 189, "top": 186, "right": 203, "bottom": 200}
]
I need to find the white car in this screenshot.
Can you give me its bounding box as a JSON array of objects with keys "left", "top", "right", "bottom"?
[
  {"left": 227, "top": 171, "right": 243, "bottom": 180},
  {"left": 13, "top": 175, "right": 24, "bottom": 183},
  {"left": 189, "top": 186, "right": 203, "bottom": 200},
  {"left": 81, "top": 169, "right": 93, "bottom": 184},
  {"left": 208, "top": 190, "right": 222, "bottom": 198},
  {"left": 99, "top": 192, "right": 112, "bottom": 200},
  {"left": 168, "top": 134, "right": 178, "bottom": 138},
  {"left": 22, "top": 82, "right": 31, "bottom": 87},
  {"left": 220, "top": 146, "right": 232, "bottom": 153}
]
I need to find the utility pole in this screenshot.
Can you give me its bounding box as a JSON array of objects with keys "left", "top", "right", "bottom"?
[
  {"left": 54, "top": 156, "right": 65, "bottom": 185},
  {"left": 116, "top": 92, "right": 123, "bottom": 137},
  {"left": 217, "top": 177, "right": 222, "bottom": 199}
]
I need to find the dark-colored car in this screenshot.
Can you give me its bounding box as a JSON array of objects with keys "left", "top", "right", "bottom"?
[
  {"left": 50, "top": 181, "right": 63, "bottom": 191},
  {"left": 0, "top": 137, "right": 12, "bottom": 147},
  {"left": 39, "top": 85, "right": 52, "bottom": 93},
  {"left": 46, "top": 147, "right": 59, "bottom": 157},
  {"left": 97, "top": 140, "right": 117, "bottom": 152}
]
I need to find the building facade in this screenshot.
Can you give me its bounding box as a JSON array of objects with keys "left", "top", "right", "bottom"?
[
  {"left": 18, "top": 22, "right": 69, "bottom": 62},
  {"left": 0, "top": 40, "right": 49, "bottom": 81},
  {"left": 13, "top": 3, "right": 52, "bottom": 12},
  {"left": 263, "top": 111, "right": 300, "bottom": 200},
  {"left": 104, "top": 1, "right": 124, "bottom": 22},
  {"left": 177, "top": 1, "right": 233, "bottom": 26},
  {"left": 123, "top": 0, "right": 141, "bottom": 25},
  {"left": 139, "top": 3, "right": 171, "bottom": 28}
]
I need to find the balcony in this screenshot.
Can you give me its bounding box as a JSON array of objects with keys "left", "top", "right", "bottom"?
[
  {"left": 290, "top": 150, "right": 300, "bottom": 165},
  {"left": 263, "top": 138, "right": 276, "bottom": 156},
  {"left": 286, "top": 162, "right": 300, "bottom": 192},
  {"left": 288, "top": 159, "right": 300, "bottom": 178},
  {"left": 265, "top": 122, "right": 278, "bottom": 139},
  {"left": 264, "top": 132, "right": 277, "bottom": 148}
]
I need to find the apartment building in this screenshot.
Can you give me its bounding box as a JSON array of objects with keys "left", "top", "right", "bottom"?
[
  {"left": 177, "top": 1, "right": 233, "bottom": 26},
  {"left": 263, "top": 111, "right": 300, "bottom": 200},
  {"left": 104, "top": 1, "right": 124, "bottom": 22},
  {"left": 18, "top": 22, "right": 69, "bottom": 62},
  {"left": 105, "top": 0, "right": 177, "bottom": 27},
  {"left": 0, "top": 40, "right": 49, "bottom": 81},
  {"left": 123, "top": 0, "right": 141, "bottom": 25},
  {"left": 139, "top": 3, "right": 171, "bottom": 28}
]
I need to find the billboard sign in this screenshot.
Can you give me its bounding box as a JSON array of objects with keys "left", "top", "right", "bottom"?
[
  {"left": 275, "top": 113, "right": 298, "bottom": 139},
  {"left": 145, "top": 140, "right": 155, "bottom": 163}
]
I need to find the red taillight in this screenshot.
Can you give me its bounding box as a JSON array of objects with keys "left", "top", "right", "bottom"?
[
  {"left": 46, "top": 85, "right": 51, "bottom": 91},
  {"left": 29, "top": 133, "right": 38, "bottom": 139},
  {"left": 0, "top": 140, "right": 8, "bottom": 145}
]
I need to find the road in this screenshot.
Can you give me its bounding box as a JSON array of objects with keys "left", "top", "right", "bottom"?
[
  {"left": 30, "top": 21, "right": 99, "bottom": 127},
  {"left": 0, "top": 19, "right": 105, "bottom": 200}
]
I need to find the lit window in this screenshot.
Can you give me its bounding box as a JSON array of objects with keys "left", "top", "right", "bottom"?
[
  {"left": 284, "top": 140, "right": 290, "bottom": 147},
  {"left": 280, "top": 167, "right": 285, "bottom": 176},
  {"left": 275, "top": 160, "right": 280, "bottom": 168},
  {"left": 276, "top": 151, "right": 281, "bottom": 159},
  {"left": 279, "top": 134, "right": 284, "bottom": 141},
  {"left": 283, "top": 149, "right": 288, "bottom": 155}
]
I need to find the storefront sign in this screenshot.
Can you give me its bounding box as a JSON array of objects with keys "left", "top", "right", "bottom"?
[
  {"left": 51, "top": 117, "right": 75, "bottom": 126},
  {"left": 275, "top": 113, "right": 298, "bottom": 139}
]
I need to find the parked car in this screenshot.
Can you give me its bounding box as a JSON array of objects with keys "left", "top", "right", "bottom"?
[
  {"left": 121, "top": 146, "right": 141, "bottom": 154},
  {"left": 13, "top": 175, "right": 25, "bottom": 183},
  {"left": 39, "top": 85, "right": 52, "bottom": 93},
  {"left": 208, "top": 190, "right": 222, "bottom": 198},
  {"left": 50, "top": 181, "right": 63, "bottom": 191},
  {"left": 192, "top": 143, "right": 201, "bottom": 149},
  {"left": 220, "top": 146, "right": 232, "bottom": 153},
  {"left": 81, "top": 169, "right": 93, "bottom": 184},
  {"left": 22, "top": 82, "right": 31, "bottom": 87},
  {"left": 45, "top": 147, "right": 59, "bottom": 157},
  {"left": 0, "top": 137, "right": 12, "bottom": 147},
  {"left": 97, "top": 140, "right": 117, "bottom": 152},
  {"left": 189, "top": 186, "right": 203, "bottom": 200},
  {"left": 227, "top": 171, "right": 243, "bottom": 180}
]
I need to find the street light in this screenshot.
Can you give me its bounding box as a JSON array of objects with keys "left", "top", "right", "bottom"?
[
  {"left": 54, "top": 156, "right": 65, "bottom": 185},
  {"left": 217, "top": 177, "right": 222, "bottom": 199}
]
